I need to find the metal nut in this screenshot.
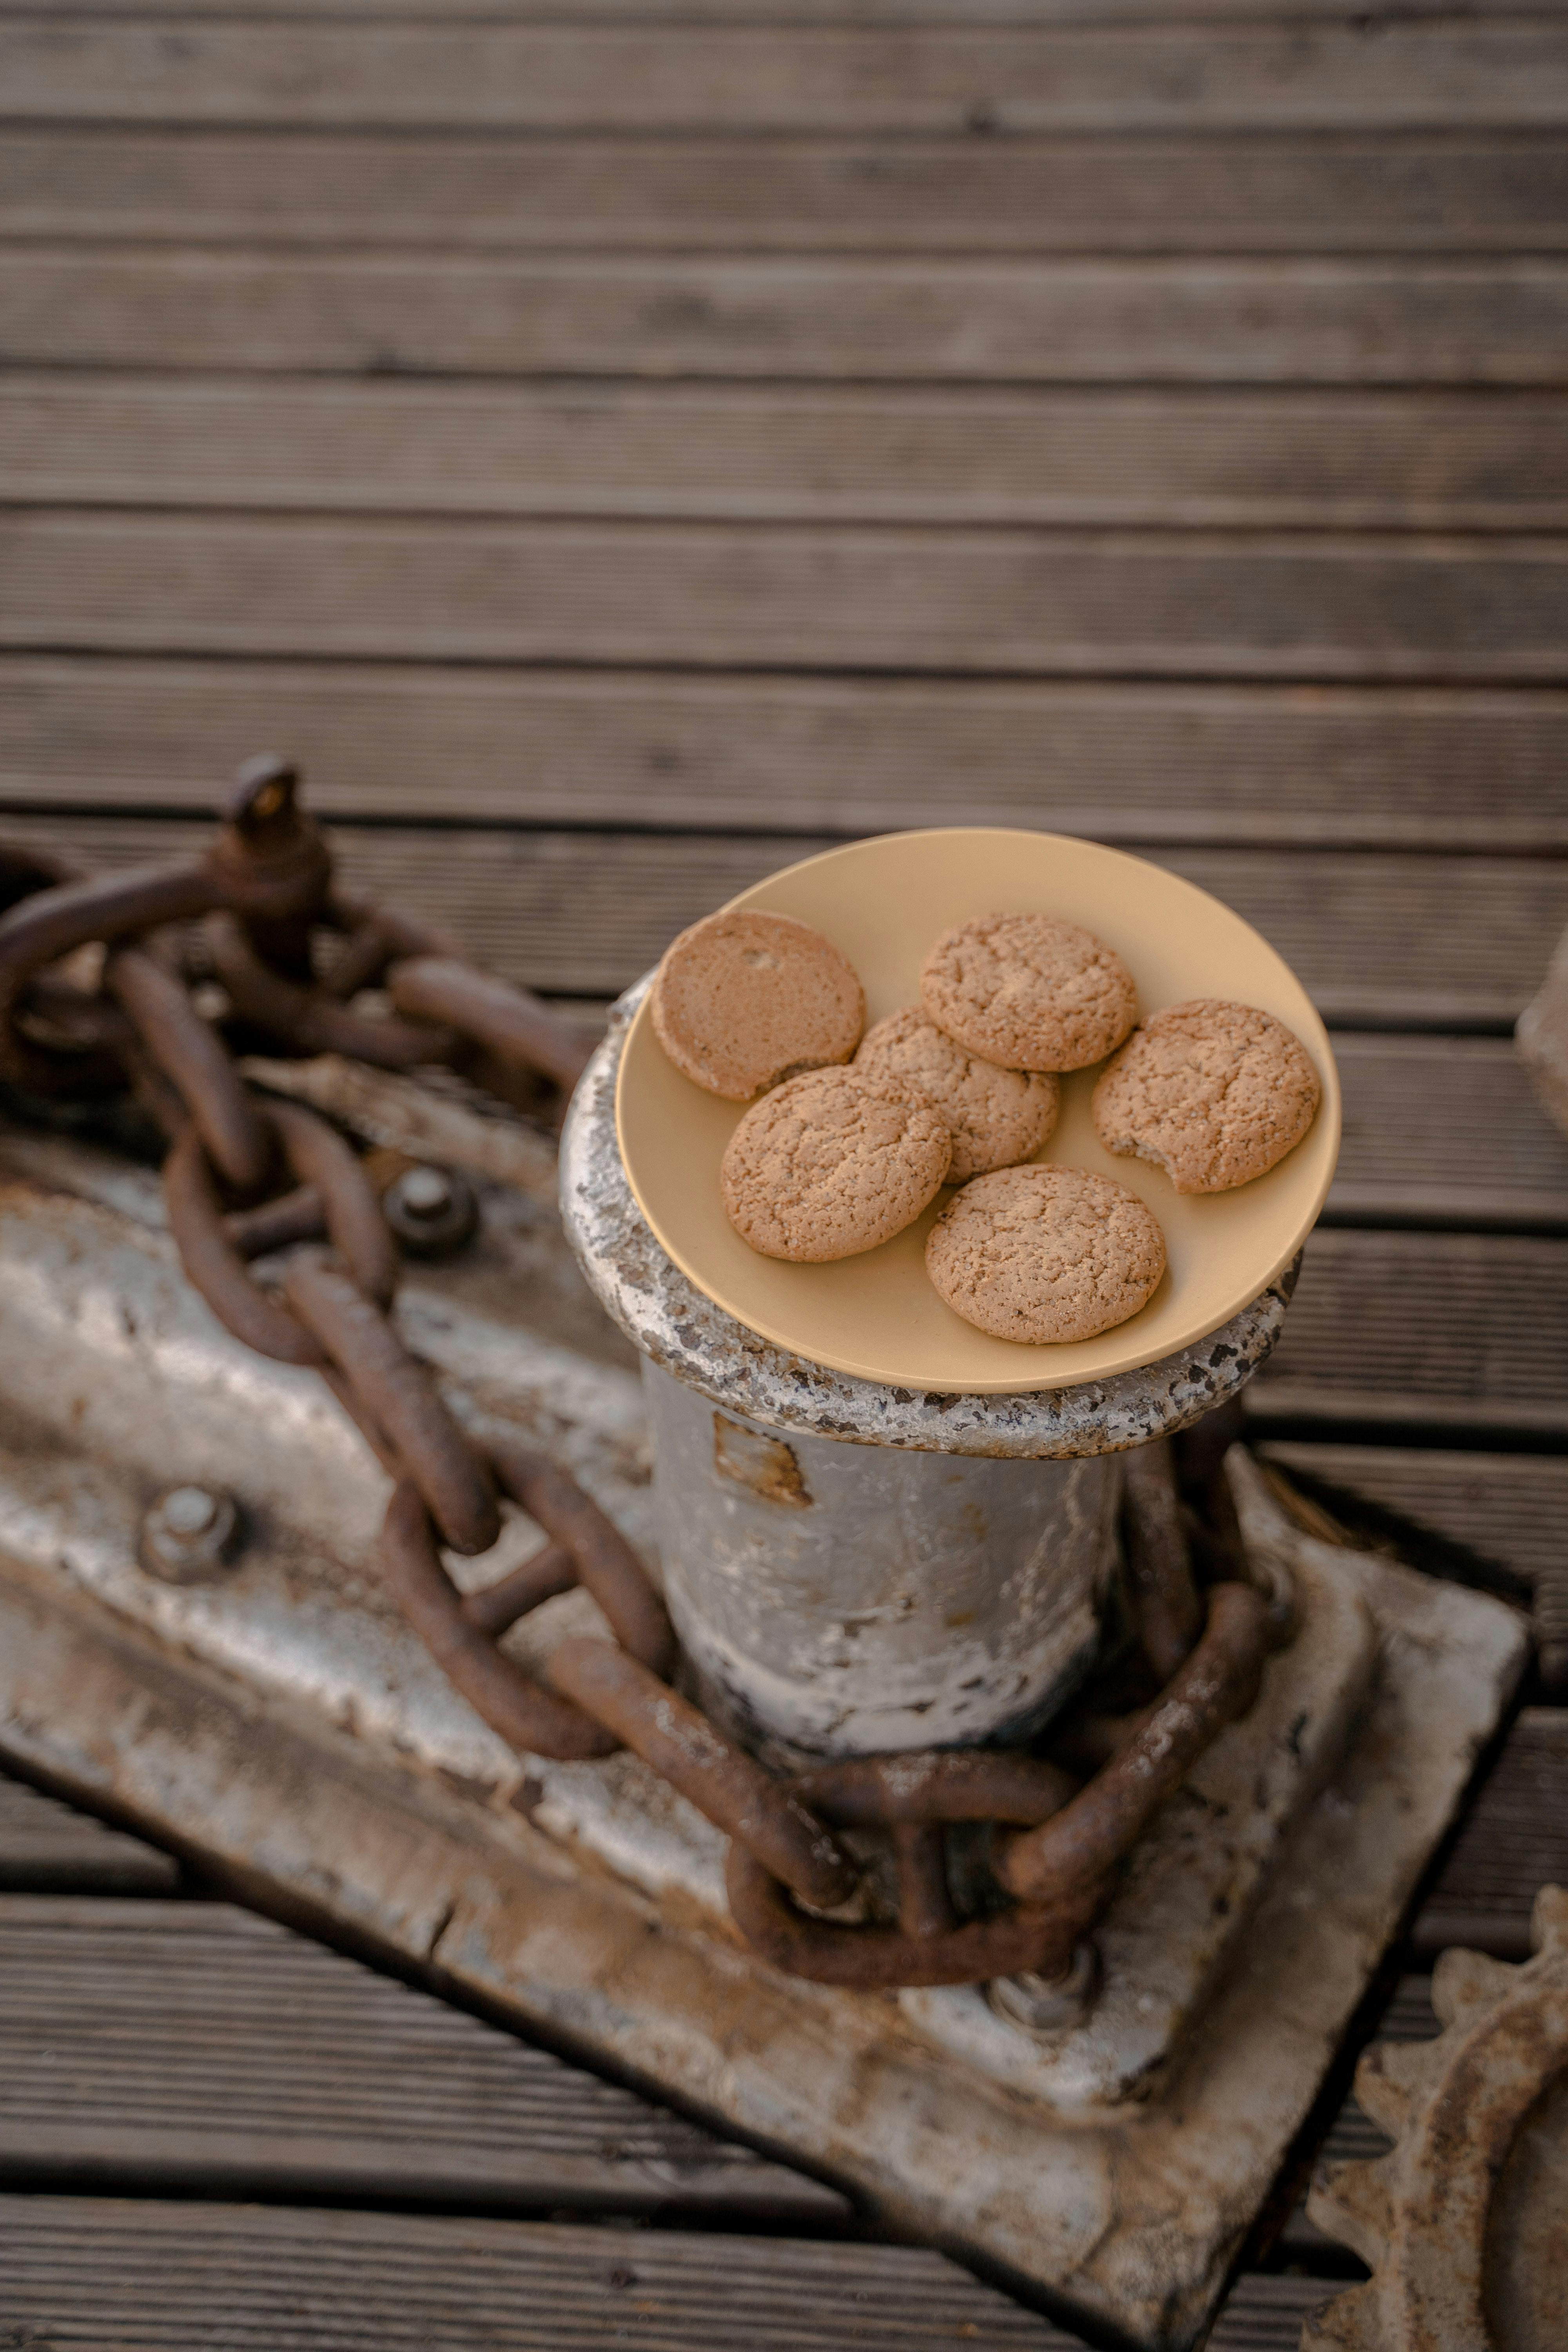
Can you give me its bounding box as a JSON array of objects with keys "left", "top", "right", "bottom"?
[
  {"left": 139, "top": 1485, "right": 241, "bottom": 1584},
  {"left": 986, "top": 1940, "right": 1101, "bottom": 2036},
  {"left": 381, "top": 1162, "right": 478, "bottom": 1258}
]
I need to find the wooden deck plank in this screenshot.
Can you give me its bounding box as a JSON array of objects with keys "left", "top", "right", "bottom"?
[
  {"left": 9, "top": 376, "right": 1568, "bottom": 531},
  {"left": 7, "top": 18, "right": 1568, "bottom": 134},
  {"left": 1419, "top": 1714, "right": 1568, "bottom": 1956},
  {"left": 1260, "top": 1444, "right": 1568, "bottom": 1600},
  {"left": 0, "top": 1772, "right": 180, "bottom": 1895},
  {"left": 0, "top": 816, "right": 1559, "bottom": 1027},
  {"left": 0, "top": 1898, "right": 845, "bottom": 2223},
  {"left": 0, "top": 2201, "right": 1105, "bottom": 2352},
  {"left": 2, "top": 658, "right": 1562, "bottom": 853},
  {"left": 1329, "top": 1036, "right": 1568, "bottom": 1232},
  {"left": 10, "top": 130, "right": 1568, "bottom": 256},
  {"left": 5, "top": 511, "right": 1566, "bottom": 684},
  {"left": 1252, "top": 1229, "right": 1568, "bottom": 1436},
  {"left": 8, "top": 0, "right": 1557, "bottom": 21},
  {"left": 6, "top": 249, "right": 1566, "bottom": 384},
  {"left": 0, "top": 2194, "right": 1322, "bottom": 2350}
]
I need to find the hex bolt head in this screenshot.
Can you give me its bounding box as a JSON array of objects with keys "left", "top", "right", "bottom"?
[
  {"left": 985, "top": 1940, "right": 1100, "bottom": 2037},
  {"left": 139, "top": 1484, "right": 241, "bottom": 1585},
  {"left": 381, "top": 1161, "right": 478, "bottom": 1258}
]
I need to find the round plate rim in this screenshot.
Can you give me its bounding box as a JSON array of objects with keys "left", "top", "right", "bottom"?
[{"left": 615, "top": 827, "right": 1341, "bottom": 1393}]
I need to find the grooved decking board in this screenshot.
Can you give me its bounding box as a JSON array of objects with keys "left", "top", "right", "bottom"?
[
  {"left": 0, "top": 2195, "right": 1331, "bottom": 2350},
  {"left": 0, "top": 815, "right": 1561, "bottom": 1025},
  {"left": 6, "top": 249, "right": 1566, "bottom": 384},
  {"left": 5, "top": 0, "right": 1555, "bottom": 18},
  {"left": 1328, "top": 1036, "right": 1568, "bottom": 1230},
  {"left": 5, "top": 510, "right": 1567, "bottom": 683},
  {"left": 2, "top": 658, "right": 1563, "bottom": 852},
  {"left": 11, "top": 131, "right": 1568, "bottom": 256},
  {"left": 9, "top": 376, "right": 1568, "bottom": 530},
  {"left": 6, "top": 18, "right": 1568, "bottom": 132},
  {"left": 1314, "top": 1977, "right": 1439, "bottom": 2173},
  {"left": 0, "top": 1772, "right": 179, "bottom": 1894},
  {"left": 1252, "top": 1229, "right": 1568, "bottom": 1434},
  {"left": 1416, "top": 1710, "right": 1568, "bottom": 1954},
  {"left": 0, "top": 1898, "right": 843, "bottom": 2221},
  {"left": 1260, "top": 1444, "right": 1568, "bottom": 1598}
]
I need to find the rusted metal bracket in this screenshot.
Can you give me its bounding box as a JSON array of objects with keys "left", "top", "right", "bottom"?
[{"left": 0, "top": 1122, "right": 1528, "bottom": 2352}]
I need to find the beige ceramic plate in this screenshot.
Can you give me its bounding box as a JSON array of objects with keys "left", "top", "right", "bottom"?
[{"left": 616, "top": 829, "right": 1340, "bottom": 1392}]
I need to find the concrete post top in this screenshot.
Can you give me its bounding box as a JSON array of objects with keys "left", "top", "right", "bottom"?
[{"left": 560, "top": 978, "right": 1297, "bottom": 1460}]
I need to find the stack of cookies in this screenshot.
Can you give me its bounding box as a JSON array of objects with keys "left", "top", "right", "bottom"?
[{"left": 650, "top": 905, "right": 1319, "bottom": 1349}]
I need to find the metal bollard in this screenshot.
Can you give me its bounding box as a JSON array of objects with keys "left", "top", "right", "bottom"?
[
  {"left": 644, "top": 1362, "right": 1116, "bottom": 1755},
  {"left": 562, "top": 979, "right": 1297, "bottom": 1762}
]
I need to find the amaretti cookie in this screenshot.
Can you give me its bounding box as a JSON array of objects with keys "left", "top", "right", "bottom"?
[
  {"left": 855, "top": 1007, "right": 1059, "bottom": 1183},
  {"left": 920, "top": 912, "right": 1137, "bottom": 1073},
  {"left": 652, "top": 909, "right": 864, "bottom": 1101},
  {"left": 926, "top": 1164, "right": 1165, "bottom": 1344},
  {"left": 722, "top": 1067, "right": 951, "bottom": 1263},
  {"left": 1092, "top": 998, "right": 1320, "bottom": 1194}
]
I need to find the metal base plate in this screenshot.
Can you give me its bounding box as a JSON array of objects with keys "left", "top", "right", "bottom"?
[{"left": 0, "top": 1124, "right": 1528, "bottom": 2352}]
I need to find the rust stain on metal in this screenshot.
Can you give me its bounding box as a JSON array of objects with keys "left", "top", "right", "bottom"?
[
  {"left": 1307, "top": 1886, "right": 1568, "bottom": 2352},
  {"left": 713, "top": 1413, "right": 813, "bottom": 1509}
]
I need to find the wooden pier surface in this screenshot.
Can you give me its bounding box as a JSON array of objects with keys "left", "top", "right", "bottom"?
[{"left": 1, "top": 0, "right": 1566, "bottom": 2341}]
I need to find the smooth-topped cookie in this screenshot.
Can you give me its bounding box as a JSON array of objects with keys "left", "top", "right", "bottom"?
[
  {"left": 652, "top": 909, "right": 864, "bottom": 1101},
  {"left": 855, "top": 1006, "right": 1059, "bottom": 1183},
  {"left": 722, "top": 1066, "right": 951, "bottom": 1262},
  {"left": 926, "top": 1164, "right": 1165, "bottom": 1343},
  {"left": 920, "top": 912, "right": 1137, "bottom": 1073},
  {"left": 1092, "top": 998, "right": 1320, "bottom": 1194}
]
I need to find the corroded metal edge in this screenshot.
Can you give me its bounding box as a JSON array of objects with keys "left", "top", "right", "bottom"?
[
  {"left": 0, "top": 1495, "right": 1527, "bottom": 2352},
  {"left": 1304, "top": 1888, "right": 1568, "bottom": 2352},
  {"left": 559, "top": 978, "right": 1297, "bottom": 1460}
]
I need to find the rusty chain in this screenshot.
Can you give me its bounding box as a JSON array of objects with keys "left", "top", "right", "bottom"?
[{"left": 0, "top": 762, "right": 1275, "bottom": 1993}]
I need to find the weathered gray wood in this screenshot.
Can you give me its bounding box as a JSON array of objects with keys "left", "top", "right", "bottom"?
[
  {"left": 1328, "top": 1036, "right": 1568, "bottom": 1232},
  {"left": 11, "top": 130, "right": 1568, "bottom": 255},
  {"left": 0, "top": 815, "right": 1559, "bottom": 1026},
  {"left": 0, "top": 2195, "right": 1093, "bottom": 2348},
  {"left": 6, "top": 19, "right": 1568, "bottom": 132},
  {"left": 6, "top": 249, "right": 1565, "bottom": 383},
  {"left": 4, "top": 0, "right": 1553, "bottom": 19},
  {"left": 1252, "top": 1230, "right": 1568, "bottom": 1437},
  {"left": 8, "top": 374, "right": 1568, "bottom": 530},
  {"left": 0, "top": 1897, "right": 844, "bottom": 2221},
  {"left": 1417, "top": 1711, "right": 1568, "bottom": 1957},
  {"left": 1208, "top": 2278, "right": 1343, "bottom": 2350},
  {"left": 0, "top": 1771, "right": 179, "bottom": 1893},
  {"left": 1259, "top": 1445, "right": 1568, "bottom": 1604},
  {"left": 5, "top": 510, "right": 1566, "bottom": 683},
  {"left": 2, "top": 657, "right": 1562, "bottom": 852},
  {"left": 1314, "top": 1977, "right": 1439, "bottom": 2173}
]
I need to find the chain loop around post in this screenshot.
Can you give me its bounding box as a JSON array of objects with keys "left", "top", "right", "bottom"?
[
  {"left": 2, "top": 768, "right": 1283, "bottom": 1998},
  {"left": 206, "top": 912, "right": 459, "bottom": 1071},
  {"left": 108, "top": 942, "right": 275, "bottom": 1192},
  {"left": 284, "top": 1250, "right": 498, "bottom": 1555},
  {"left": 164, "top": 1097, "right": 396, "bottom": 1366}
]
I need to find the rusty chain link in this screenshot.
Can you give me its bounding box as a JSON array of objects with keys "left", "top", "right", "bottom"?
[{"left": 0, "top": 762, "right": 1276, "bottom": 1993}]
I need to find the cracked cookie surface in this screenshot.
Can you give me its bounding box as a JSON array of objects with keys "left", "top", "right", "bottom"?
[
  {"left": 1092, "top": 998, "right": 1320, "bottom": 1194},
  {"left": 926, "top": 1164, "right": 1166, "bottom": 1343},
  {"left": 855, "top": 1006, "right": 1059, "bottom": 1183},
  {"left": 919, "top": 912, "right": 1137, "bottom": 1073},
  {"left": 721, "top": 1065, "right": 951, "bottom": 1262},
  {"left": 652, "top": 909, "right": 864, "bottom": 1100}
]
